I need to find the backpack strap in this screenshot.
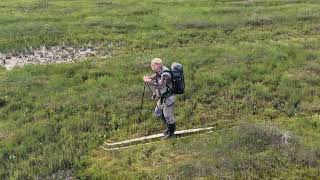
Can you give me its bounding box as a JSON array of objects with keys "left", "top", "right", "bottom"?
[{"left": 160, "top": 70, "right": 173, "bottom": 102}]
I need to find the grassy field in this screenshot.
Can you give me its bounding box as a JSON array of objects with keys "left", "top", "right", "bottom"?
[{"left": 0, "top": 0, "right": 320, "bottom": 179}]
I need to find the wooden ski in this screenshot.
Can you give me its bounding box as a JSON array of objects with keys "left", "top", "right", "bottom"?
[{"left": 101, "top": 126, "right": 214, "bottom": 151}]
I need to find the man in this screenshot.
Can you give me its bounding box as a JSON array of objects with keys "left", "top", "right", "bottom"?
[{"left": 143, "top": 58, "right": 176, "bottom": 139}]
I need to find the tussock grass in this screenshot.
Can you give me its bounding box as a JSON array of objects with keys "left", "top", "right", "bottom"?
[{"left": 82, "top": 122, "right": 319, "bottom": 179}]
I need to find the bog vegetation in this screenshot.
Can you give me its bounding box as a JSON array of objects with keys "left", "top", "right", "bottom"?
[{"left": 0, "top": 0, "right": 319, "bottom": 179}]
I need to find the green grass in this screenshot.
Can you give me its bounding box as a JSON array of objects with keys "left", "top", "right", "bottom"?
[
  {"left": 0, "top": 0, "right": 320, "bottom": 179},
  {"left": 82, "top": 120, "right": 320, "bottom": 179}
]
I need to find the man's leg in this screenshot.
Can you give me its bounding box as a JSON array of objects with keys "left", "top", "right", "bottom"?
[
  {"left": 154, "top": 99, "right": 162, "bottom": 119},
  {"left": 162, "top": 102, "right": 176, "bottom": 138},
  {"left": 154, "top": 100, "right": 169, "bottom": 135}
]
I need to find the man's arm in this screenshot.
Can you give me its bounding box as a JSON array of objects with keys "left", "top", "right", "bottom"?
[
  {"left": 148, "top": 74, "right": 157, "bottom": 80},
  {"left": 150, "top": 74, "right": 170, "bottom": 90},
  {"left": 143, "top": 74, "right": 170, "bottom": 97}
]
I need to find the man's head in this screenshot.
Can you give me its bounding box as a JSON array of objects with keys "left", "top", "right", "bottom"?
[{"left": 151, "top": 58, "right": 163, "bottom": 73}]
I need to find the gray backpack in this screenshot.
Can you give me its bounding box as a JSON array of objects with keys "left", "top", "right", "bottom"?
[{"left": 164, "top": 62, "right": 185, "bottom": 94}]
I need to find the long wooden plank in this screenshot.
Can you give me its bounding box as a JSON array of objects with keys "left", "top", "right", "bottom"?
[{"left": 104, "top": 127, "right": 214, "bottom": 148}]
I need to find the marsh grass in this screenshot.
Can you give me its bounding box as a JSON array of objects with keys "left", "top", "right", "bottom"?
[{"left": 0, "top": 0, "right": 320, "bottom": 178}]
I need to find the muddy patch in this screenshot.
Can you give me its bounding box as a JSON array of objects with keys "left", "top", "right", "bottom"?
[{"left": 0, "top": 43, "right": 118, "bottom": 70}]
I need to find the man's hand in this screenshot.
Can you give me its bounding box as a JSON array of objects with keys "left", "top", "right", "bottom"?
[{"left": 143, "top": 75, "right": 152, "bottom": 83}]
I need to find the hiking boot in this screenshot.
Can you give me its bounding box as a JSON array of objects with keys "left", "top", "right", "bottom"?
[
  {"left": 163, "top": 128, "right": 169, "bottom": 136},
  {"left": 162, "top": 123, "right": 176, "bottom": 139},
  {"left": 162, "top": 133, "right": 176, "bottom": 139}
]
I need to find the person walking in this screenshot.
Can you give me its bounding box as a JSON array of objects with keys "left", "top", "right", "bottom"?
[{"left": 143, "top": 58, "right": 176, "bottom": 139}]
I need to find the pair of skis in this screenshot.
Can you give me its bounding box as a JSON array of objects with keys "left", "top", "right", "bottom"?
[{"left": 100, "top": 126, "right": 215, "bottom": 151}]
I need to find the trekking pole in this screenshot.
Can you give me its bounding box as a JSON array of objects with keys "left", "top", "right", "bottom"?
[
  {"left": 146, "top": 84, "right": 152, "bottom": 93},
  {"left": 138, "top": 84, "right": 146, "bottom": 122}
]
